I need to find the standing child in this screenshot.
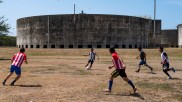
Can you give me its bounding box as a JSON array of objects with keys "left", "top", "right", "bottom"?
[
  {"left": 84, "top": 48, "right": 99, "bottom": 70},
  {"left": 2, "top": 48, "right": 28, "bottom": 86},
  {"left": 159, "top": 46, "right": 175, "bottom": 79},
  {"left": 104, "top": 47, "right": 137, "bottom": 93},
  {"left": 136, "top": 47, "right": 153, "bottom": 72}
]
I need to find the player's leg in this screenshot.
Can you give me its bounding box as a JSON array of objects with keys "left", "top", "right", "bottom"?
[
  {"left": 2, "top": 72, "right": 13, "bottom": 85},
  {"left": 89, "top": 61, "right": 94, "bottom": 69},
  {"left": 104, "top": 70, "right": 119, "bottom": 93},
  {"left": 170, "top": 67, "right": 176, "bottom": 73},
  {"left": 85, "top": 60, "right": 90, "bottom": 67},
  {"left": 2, "top": 65, "right": 15, "bottom": 85},
  {"left": 163, "top": 63, "right": 172, "bottom": 79},
  {"left": 145, "top": 63, "right": 153, "bottom": 72},
  {"left": 10, "top": 67, "right": 21, "bottom": 86},
  {"left": 136, "top": 60, "right": 143, "bottom": 72},
  {"left": 120, "top": 69, "right": 137, "bottom": 93}
]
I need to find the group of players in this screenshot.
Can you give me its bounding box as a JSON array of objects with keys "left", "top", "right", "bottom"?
[
  {"left": 2, "top": 46, "right": 176, "bottom": 94},
  {"left": 84, "top": 46, "right": 176, "bottom": 93}
]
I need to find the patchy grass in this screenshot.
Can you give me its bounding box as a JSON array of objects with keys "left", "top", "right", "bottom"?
[
  {"left": 137, "top": 81, "right": 175, "bottom": 91},
  {"left": 0, "top": 48, "right": 182, "bottom": 102}
]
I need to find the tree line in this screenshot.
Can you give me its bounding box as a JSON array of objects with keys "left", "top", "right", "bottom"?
[{"left": 0, "top": 0, "right": 16, "bottom": 46}]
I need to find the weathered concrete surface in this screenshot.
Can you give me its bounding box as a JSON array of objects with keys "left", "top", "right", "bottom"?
[
  {"left": 17, "top": 14, "right": 161, "bottom": 48},
  {"left": 161, "top": 29, "right": 178, "bottom": 47},
  {"left": 178, "top": 24, "right": 182, "bottom": 48}
]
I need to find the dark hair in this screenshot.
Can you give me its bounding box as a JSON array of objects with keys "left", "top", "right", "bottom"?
[
  {"left": 20, "top": 48, "right": 25, "bottom": 53},
  {"left": 109, "top": 47, "right": 115, "bottom": 53},
  {"left": 159, "top": 46, "right": 163, "bottom": 51},
  {"left": 138, "top": 46, "right": 142, "bottom": 50}
]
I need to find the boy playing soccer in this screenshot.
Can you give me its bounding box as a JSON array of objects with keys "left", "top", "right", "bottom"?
[
  {"left": 2, "top": 48, "right": 28, "bottom": 86},
  {"left": 104, "top": 47, "right": 137, "bottom": 93},
  {"left": 136, "top": 47, "right": 153, "bottom": 72},
  {"left": 159, "top": 46, "right": 175, "bottom": 79},
  {"left": 84, "top": 48, "right": 99, "bottom": 70}
]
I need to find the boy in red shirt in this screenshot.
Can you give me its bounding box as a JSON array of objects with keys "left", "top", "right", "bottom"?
[
  {"left": 104, "top": 47, "right": 137, "bottom": 93},
  {"left": 2, "top": 48, "right": 28, "bottom": 86}
]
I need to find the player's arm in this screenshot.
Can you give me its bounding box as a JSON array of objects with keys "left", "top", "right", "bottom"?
[
  {"left": 24, "top": 55, "right": 28, "bottom": 64},
  {"left": 136, "top": 55, "right": 140, "bottom": 59},
  {"left": 96, "top": 53, "right": 99, "bottom": 60},
  {"left": 144, "top": 53, "right": 147, "bottom": 61},
  {"left": 83, "top": 54, "right": 89, "bottom": 56},
  {"left": 108, "top": 65, "right": 114, "bottom": 69},
  {"left": 120, "top": 58, "right": 126, "bottom": 69},
  {"left": 161, "top": 53, "right": 168, "bottom": 64},
  {"left": 11, "top": 54, "right": 16, "bottom": 63}
]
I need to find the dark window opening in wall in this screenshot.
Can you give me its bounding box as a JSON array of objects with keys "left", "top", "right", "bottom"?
[
  {"left": 60, "top": 45, "right": 64, "bottom": 48},
  {"left": 19, "top": 45, "right": 20, "bottom": 48},
  {"left": 97, "top": 45, "right": 102, "bottom": 48},
  {"left": 36, "top": 45, "right": 40, "bottom": 48},
  {"left": 106, "top": 44, "right": 110, "bottom": 48},
  {"left": 69, "top": 45, "right": 73, "bottom": 48},
  {"left": 143, "top": 45, "right": 145, "bottom": 48},
  {"left": 43, "top": 45, "right": 47, "bottom": 48},
  {"left": 78, "top": 45, "right": 83, "bottom": 48},
  {"left": 135, "top": 45, "right": 137, "bottom": 48},
  {"left": 88, "top": 45, "right": 92, "bottom": 48},
  {"left": 22, "top": 45, "right": 24, "bottom": 48},
  {"left": 171, "top": 45, "right": 174, "bottom": 47},
  {"left": 129, "top": 44, "right": 132, "bottom": 48},
  {"left": 51, "top": 45, "right": 55, "bottom": 48},
  {"left": 122, "top": 45, "right": 126, "bottom": 48},
  {"left": 31, "top": 45, "right": 33, "bottom": 48},
  {"left": 114, "top": 45, "right": 119, "bottom": 48},
  {"left": 176, "top": 45, "right": 178, "bottom": 48},
  {"left": 26, "top": 45, "right": 28, "bottom": 48}
]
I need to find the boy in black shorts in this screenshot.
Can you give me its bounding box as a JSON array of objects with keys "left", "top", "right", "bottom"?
[{"left": 104, "top": 48, "right": 137, "bottom": 93}]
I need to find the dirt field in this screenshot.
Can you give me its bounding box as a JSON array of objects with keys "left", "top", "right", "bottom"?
[{"left": 0, "top": 48, "right": 182, "bottom": 102}]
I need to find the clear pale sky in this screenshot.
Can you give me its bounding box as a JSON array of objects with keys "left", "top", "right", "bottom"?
[{"left": 0, "top": 0, "right": 182, "bottom": 36}]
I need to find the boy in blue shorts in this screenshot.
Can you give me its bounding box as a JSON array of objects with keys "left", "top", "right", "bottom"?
[
  {"left": 136, "top": 47, "right": 153, "bottom": 72},
  {"left": 2, "top": 48, "right": 28, "bottom": 86}
]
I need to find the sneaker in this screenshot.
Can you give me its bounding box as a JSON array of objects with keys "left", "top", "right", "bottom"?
[
  {"left": 135, "top": 70, "right": 139, "bottom": 73},
  {"left": 2, "top": 81, "right": 6, "bottom": 86},
  {"left": 133, "top": 88, "right": 137, "bottom": 93},
  {"left": 168, "top": 76, "right": 172, "bottom": 79},
  {"left": 151, "top": 68, "right": 153, "bottom": 72},
  {"left": 171, "top": 67, "right": 175, "bottom": 73},
  {"left": 103, "top": 89, "right": 111, "bottom": 93},
  {"left": 10, "top": 82, "right": 15, "bottom": 86}
]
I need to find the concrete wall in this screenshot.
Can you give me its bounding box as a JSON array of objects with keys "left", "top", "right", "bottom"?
[
  {"left": 161, "top": 29, "right": 178, "bottom": 47},
  {"left": 178, "top": 24, "right": 182, "bottom": 48},
  {"left": 17, "top": 14, "right": 161, "bottom": 48}
]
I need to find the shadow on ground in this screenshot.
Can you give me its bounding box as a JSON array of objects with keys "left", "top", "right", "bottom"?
[{"left": 14, "top": 85, "right": 42, "bottom": 87}]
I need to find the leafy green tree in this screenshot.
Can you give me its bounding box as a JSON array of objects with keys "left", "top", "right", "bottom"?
[{"left": 0, "top": 0, "right": 11, "bottom": 36}]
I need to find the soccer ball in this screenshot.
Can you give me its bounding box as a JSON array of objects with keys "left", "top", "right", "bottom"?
[{"left": 86, "top": 66, "right": 90, "bottom": 70}]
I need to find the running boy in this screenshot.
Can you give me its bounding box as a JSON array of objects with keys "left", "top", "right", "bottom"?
[
  {"left": 104, "top": 47, "right": 137, "bottom": 93},
  {"left": 159, "top": 46, "right": 175, "bottom": 79},
  {"left": 136, "top": 47, "right": 153, "bottom": 72},
  {"left": 2, "top": 48, "right": 28, "bottom": 86},
  {"left": 84, "top": 48, "right": 99, "bottom": 70}
]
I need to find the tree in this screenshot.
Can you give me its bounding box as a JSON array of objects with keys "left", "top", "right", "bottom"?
[{"left": 0, "top": 0, "right": 11, "bottom": 36}]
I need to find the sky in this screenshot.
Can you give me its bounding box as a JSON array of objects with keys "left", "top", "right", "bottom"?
[{"left": 0, "top": 0, "right": 182, "bottom": 36}]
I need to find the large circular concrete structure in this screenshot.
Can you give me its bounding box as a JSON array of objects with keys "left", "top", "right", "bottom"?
[
  {"left": 17, "top": 14, "right": 161, "bottom": 48},
  {"left": 178, "top": 24, "right": 182, "bottom": 48}
]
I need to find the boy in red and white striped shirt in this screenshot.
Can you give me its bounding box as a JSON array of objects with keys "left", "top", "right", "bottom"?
[
  {"left": 2, "top": 48, "right": 28, "bottom": 86},
  {"left": 104, "top": 47, "right": 137, "bottom": 93}
]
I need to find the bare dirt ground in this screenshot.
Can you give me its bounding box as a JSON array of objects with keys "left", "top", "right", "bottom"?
[{"left": 0, "top": 48, "right": 182, "bottom": 102}]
